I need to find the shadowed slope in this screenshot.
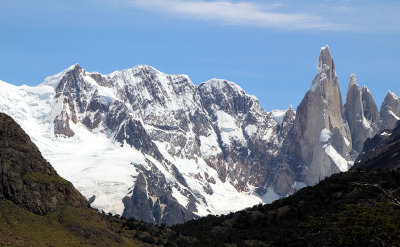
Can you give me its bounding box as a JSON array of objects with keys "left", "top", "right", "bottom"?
[{"left": 0, "top": 113, "right": 87, "bottom": 214}]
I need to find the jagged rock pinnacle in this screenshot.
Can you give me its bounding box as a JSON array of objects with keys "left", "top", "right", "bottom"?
[
  {"left": 317, "top": 45, "right": 334, "bottom": 73},
  {"left": 349, "top": 73, "right": 358, "bottom": 87},
  {"left": 345, "top": 74, "right": 380, "bottom": 153},
  {"left": 381, "top": 91, "right": 400, "bottom": 129}
]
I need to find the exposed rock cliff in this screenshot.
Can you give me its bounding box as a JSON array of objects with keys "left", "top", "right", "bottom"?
[
  {"left": 380, "top": 91, "right": 400, "bottom": 130},
  {"left": 0, "top": 113, "right": 87, "bottom": 214},
  {"left": 278, "top": 46, "right": 352, "bottom": 189},
  {"left": 344, "top": 74, "right": 380, "bottom": 153},
  {"left": 352, "top": 120, "right": 400, "bottom": 171}
]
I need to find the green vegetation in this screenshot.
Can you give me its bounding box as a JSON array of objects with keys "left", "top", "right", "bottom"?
[
  {"left": 119, "top": 217, "right": 194, "bottom": 246},
  {"left": 173, "top": 169, "right": 400, "bottom": 246},
  {"left": 23, "top": 171, "right": 70, "bottom": 185},
  {"left": 0, "top": 197, "right": 194, "bottom": 246},
  {"left": 0, "top": 199, "right": 147, "bottom": 246}
]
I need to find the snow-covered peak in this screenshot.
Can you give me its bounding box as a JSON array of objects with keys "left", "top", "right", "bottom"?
[
  {"left": 199, "top": 78, "right": 260, "bottom": 104},
  {"left": 41, "top": 63, "right": 82, "bottom": 88},
  {"left": 362, "top": 85, "right": 371, "bottom": 94},
  {"left": 200, "top": 78, "right": 242, "bottom": 90},
  {"left": 108, "top": 65, "right": 193, "bottom": 91},
  {"left": 110, "top": 65, "right": 190, "bottom": 80},
  {"left": 108, "top": 65, "right": 159, "bottom": 79},
  {"left": 67, "top": 63, "right": 81, "bottom": 71},
  {"left": 127, "top": 65, "right": 162, "bottom": 75},
  {"left": 317, "top": 45, "right": 333, "bottom": 74},
  {"left": 388, "top": 90, "right": 399, "bottom": 100},
  {"left": 320, "top": 45, "right": 330, "bottom": 51},
  {"left": 349, "top": 73, "right": 358, "bottom": 87},
  {"left": 310, "top": 45, "right": 336, "bottom": 92},
  {"left": 199, "top": 78, "right": 248, "bottom": 95}
]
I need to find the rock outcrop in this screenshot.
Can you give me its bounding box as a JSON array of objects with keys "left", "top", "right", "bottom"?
[
  {"left": 0, "top": 113, "right": 87, "bottom": 215},
  {"left": 198, "top": 79, "right": 285, "bottom": 191},
  {"left": 276, "top": 46, "right": 352, "bottom": 189},
  {"left": 122, "top": 169, "right": 197, "bottom": 226},
  {"left": 344, "top": 74, "right": 380, "bottom": 153},
  {"left": 380, "top": 91, "right": 400, "bottom": 130},
  {"left": 352, "top": 120, "right": 400, "bottom": 171}
]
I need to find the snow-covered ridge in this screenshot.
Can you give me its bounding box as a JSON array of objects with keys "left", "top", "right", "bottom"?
[
  {"left": 41, "top": 63, "right": 80, "bottom": 88},
  {"left": 109, "top": 64, "right": 188, "bottom": 79},
  {"left": 0, "top": 79, "right": 139, "bottom": 215},
  {"left": 200, "top": 78, "right": 244, "bottom": 92},
  {"left": 388, "top": 90, "right": 400, "bottom": 100},
  {"left": 0, "top": 64, "right": 294, "bottom": 225}
]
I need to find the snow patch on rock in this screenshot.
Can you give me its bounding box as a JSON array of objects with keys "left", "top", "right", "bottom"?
[
  {"left": 324, "top": 145, "right": 348, "bottom": 172},
  {"left": 259, "top": 187, "right": 281, "bottom": 204},
  {"left": 271, "top": 109, "right": 287, "bottom": 125},
  {"left": 319, "top": 128, "right": 332, "bottom": 142}
]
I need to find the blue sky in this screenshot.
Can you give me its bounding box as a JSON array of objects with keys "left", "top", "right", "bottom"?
[{"left": 1, "top": 0, "right": 399, "bottom": 110}]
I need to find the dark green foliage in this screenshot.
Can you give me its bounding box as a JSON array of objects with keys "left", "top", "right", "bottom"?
[{"left": 173, "top": 169, "right": 400, "bottom": 246}]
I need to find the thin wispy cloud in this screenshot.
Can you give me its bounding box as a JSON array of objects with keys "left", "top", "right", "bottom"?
[{"left": 123, "top": 0, "right": 349, "bottom": 31}]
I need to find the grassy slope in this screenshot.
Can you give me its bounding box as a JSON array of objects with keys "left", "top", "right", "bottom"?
[{"left": 0, "top": 198, "right": 148, "bottom": 247}]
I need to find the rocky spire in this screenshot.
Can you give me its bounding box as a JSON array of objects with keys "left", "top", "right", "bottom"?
[
  {"left": 344, "top": 74, "right": 380, "bottom": 153},
  {"left": 349, "top": 73, "right": 358, "bottom": 86},
  {"left": 380, "top": 91, "right": 400, "bottom": 130},
  {"left": 279, "top": 106, "right": 296, "bottom": 142},
  {"left": 277, "top": 45, "right": 352, "bottom": 190},
  {"left": 317, "top": 45, "right": 335, "bottom": 74},
  {"left": 361, "top": 86, "right": 380, "bottom": 129}
]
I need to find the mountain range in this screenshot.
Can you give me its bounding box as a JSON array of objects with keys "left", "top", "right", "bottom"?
[
  {"left": 1, "top": 104, "right": 400, "bottom": 246},
  {"left": 0, "top": 45, "right": 399, "bottom": 225},
  {"left": 174, "top": 120, "right": 400, "bottom": 246}
]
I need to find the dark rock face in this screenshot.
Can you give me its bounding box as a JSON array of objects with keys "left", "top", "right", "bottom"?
[
  {"left": 122, "top": 166, "right": 197, "bottom": 226},
  {"left": 380, "top": 91, "right": 400, "bottom": 130},
  {"left": 198, "top": 79, "right": 282, "bottom": 191},
  {"left": 279, "top": 106, "right": 296, "bottom": 143},
  {"left": 115, "top": 118, "right": 163, "bottom": 160},
  {"left": 344, "top": 74, "right": 380, "bottom": 153},
  {"left": 0, "top": 113, "right": 87, "bottom": 215},
  {"left": 352, "top": 121, "right": 400, "bottom": 171}
]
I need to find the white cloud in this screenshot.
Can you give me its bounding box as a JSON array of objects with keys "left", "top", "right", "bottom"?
[{"left": 124, "top": 0, "right": 349, "bottom": 30}]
